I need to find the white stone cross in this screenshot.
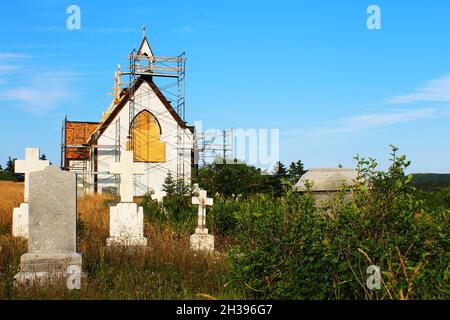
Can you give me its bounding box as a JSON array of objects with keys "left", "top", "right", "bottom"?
[
  {"left": 151, "top": 189, "right": 167, "bottom": 203},
  {"left": 192, "top": 190, "right": 213, "bottom": 229},
  {"left": 15, "top": 148, "right": 50, "bottom": 202},
  {"left": 110, "top": 150, "right": 145, "bottom": 203}
]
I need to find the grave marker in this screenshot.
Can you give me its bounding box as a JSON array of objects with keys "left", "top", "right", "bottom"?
[
  {"left": 190, "top": 189, "right": 214, "bottom": 253},
  {"left": 107, "top": 150, "right": 147, "bottom": 246},
  {"left": 12, "top": 148, "right": 49, "bottom": 238},
  {"left": 14, "top": 166, "right": 82, "bottom": 289}
]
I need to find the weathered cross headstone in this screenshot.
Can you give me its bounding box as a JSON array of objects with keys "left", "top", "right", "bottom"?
[
  {"left": 106, "top": 150, "right": 147, "bottom": 246},
  {"left": 14, "top": 166, "right": 82, "bottom": 289},
  {"left": 110, "top": 150, "right": 145, "bottom": 203},
  {"left": 13, "top": 148, "right": 49, "bottom": 238},
  {"left": 151, "top": 189, "right": 167, "bottom": 204},
  {"left": 190, "top": 189, "right": 214, "bottom": 253}
]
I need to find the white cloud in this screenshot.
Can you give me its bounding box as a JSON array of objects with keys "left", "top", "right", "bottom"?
[
  {"left": 0, "top": 52, "right": 27, "bottom": 75},
  {"left": 388, "top": 74, "right": 450, "bottom": 104},
  {"left": 0, "top": 72, "right": 71, "bottom": 113},
  {"left": 0, "top": 64, "right": 19, "bottom": 73},
  {"left": 0, "top": 52, "right": 28, "bottom": 60},
  {"left": 286, "top": 108, "right": 445, "bottom": 138}
]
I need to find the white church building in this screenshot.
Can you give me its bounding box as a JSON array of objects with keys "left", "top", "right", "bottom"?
[{"left": 62, "top": 35, "right": 195, "bottom": 198}]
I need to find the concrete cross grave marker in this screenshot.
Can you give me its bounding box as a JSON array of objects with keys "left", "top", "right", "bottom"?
[
  {"left": 14, "top": 166, "right": 82, "bottom": 289},
  {"left": 107, "top": 150, "right": 147, "bottom": 247},
  {"left": 15, "top": 148, "right": 50, "bottom": 202},
  {"left": 109, "top": 150, "right": 145, "bottom": 203},
  {"left": 151, "top": 189, "right": 167, "bottom": 204},
  {"left": 190, "top": 189, "right": 214, "bottom": 253},
  {"left": 192, "top": 190, "right": 213, "bottom": 231},
  {"left": 12, "top": 148, "right": 49, "bottom": 238}
]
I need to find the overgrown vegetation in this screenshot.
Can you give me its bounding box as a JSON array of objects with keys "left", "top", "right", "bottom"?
[
  {"left": 227, "top": 146, "right": 449, "bottom": 299},
  {"left": 0, "top": 147, "right": 448, "bottom": 300}
]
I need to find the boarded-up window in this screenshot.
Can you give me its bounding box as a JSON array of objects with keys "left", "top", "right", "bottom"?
[{"left": 130, "top": 110, "right": 166, "bottom": 163}]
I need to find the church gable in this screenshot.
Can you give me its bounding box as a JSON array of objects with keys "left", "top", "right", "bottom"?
[
  {"left": 89, "top": 76, "right": 186, "bottom": 145},
  {"left": 62, "top": 33, "right": 194, "bottom": 198},
  {"left": 137, "top": 36, "right": 154, "bottom": 58}
]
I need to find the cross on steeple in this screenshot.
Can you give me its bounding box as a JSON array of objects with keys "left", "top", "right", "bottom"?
[{"left": 137, "top": 26, "right": 155, "bottom": 58}]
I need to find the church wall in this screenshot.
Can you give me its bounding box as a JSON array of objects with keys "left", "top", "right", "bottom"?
[{"left": 96, "top": 81, "right": 193, "bottom": 197}]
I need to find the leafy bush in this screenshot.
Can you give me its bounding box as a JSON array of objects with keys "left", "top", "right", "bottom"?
[{"left": 227, "top": 146, "right": 450, "bottom": 300}]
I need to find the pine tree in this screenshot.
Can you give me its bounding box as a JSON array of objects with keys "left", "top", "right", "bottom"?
[
  {"left": 0, "top": 163, "right": 2, "bottom": 171},
  {"left": 40, "top": 154, "right": 52, "bottom": 165},
  {"left": 175, "top": 179, "right": 191, "bottom": 196},
  {"left": 288, "top": 160, "right": 306, "bottom": 184},
  {"left": 270, "top": 161, "right": 288, "bottom": 196},
  {"left": 162, "top": 172, "right": 176, "bottom": 196},
  {"left": 5, "top": 157, "right": 16, "bottom": 173},
  {"left": 273, "top": 161, "right": 287, "bottom": 177}
]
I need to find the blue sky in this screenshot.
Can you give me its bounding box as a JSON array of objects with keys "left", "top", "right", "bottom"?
[{"left": 0, "top": 0, "right": 449, "bottom": 173}]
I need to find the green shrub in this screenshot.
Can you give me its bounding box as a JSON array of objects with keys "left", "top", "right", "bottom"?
[
  {"left": 227, "top": 146, "right": 450, "bottom": 300},
  {"left": 0, "top": 171, "right": 18, "bottom": 182}
]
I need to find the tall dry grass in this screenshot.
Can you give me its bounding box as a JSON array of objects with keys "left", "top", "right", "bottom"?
[
  {"left": 77, "top": 194, "right": 112, "bottom": 234},
  {"left": 0, "top": 185, "right": 236, "bottom": 299},
  {"left": 0, "top": 181, "right": 23, "bottom": 235}
]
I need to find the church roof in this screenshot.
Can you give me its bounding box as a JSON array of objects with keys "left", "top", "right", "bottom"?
[
  {"left": 87, "top": 76, "right": 187, "bottom": 144},
  {"left": 295, "top": 168, "right": 358, "bottom": 192}
]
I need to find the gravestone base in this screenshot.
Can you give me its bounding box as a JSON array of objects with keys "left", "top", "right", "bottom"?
[
  {"left": 106, "top": 236, "right": 148, "bottom": 247},
  {"left": 106, "top": 203, "right": 147, "bottom": 247},
  {"left": 14, "top": 253, "right": 82, "bottom": 287},
  {"left": 12, "top": 203, "right": 29, "bottom": 238},
  {"left": 190, "top": 228, "right": 214, "bottom": 253}
]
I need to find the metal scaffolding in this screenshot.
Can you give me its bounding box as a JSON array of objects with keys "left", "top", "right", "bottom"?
[
  {"left": 60, "top": 33, "right": 189, "bottom": 195},
  {"left": 196, "top": 129, "right": 234, "bottom": 167},
  {"left": 124, "top": 46, "right": 187, "bottom": 180}
]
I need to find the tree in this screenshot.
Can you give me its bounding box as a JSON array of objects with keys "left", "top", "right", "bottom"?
[
  {"left": 162, "top": 172, "right": 177, "bottom": 196},
  {"left": 5, "top": 157, "right": 16, "bottom": 173},
  {"left": 288, "top": 160, "right": 306, "bottom": 184},
  {"left": 270, "top": 161, "right": 289, "bottom": 196},
  {"left": 175, "top": 178, "right": 191, "bottom": 196},
  {"left": 40, "top": 153, "right": 52, "bottom": 165},
  {"left": 273, "top": 161, "right": 287, "bottom": 177},
  {"left": 0, "top": 163, "right": 2, "bottom": 171},
  {"left": 196, "top": 161, "right": 272, "bottom": 197}
]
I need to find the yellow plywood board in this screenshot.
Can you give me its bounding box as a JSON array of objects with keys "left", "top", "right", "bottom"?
[{"left": 130, "top": 111, "right": 166, "bottom": 163}]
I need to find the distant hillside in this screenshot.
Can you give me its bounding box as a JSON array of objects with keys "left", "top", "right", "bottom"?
[{"left": 412, "top": 173, "right": 450, "bottom": 191}]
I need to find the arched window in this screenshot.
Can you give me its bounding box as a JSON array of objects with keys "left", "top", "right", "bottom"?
[{"left": 129, "top": 110, "right": 166, "bottom": 163}]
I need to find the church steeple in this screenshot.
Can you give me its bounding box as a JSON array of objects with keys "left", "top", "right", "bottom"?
[{"left": 137, "top": 25, "right": 155, "bottom": 58}]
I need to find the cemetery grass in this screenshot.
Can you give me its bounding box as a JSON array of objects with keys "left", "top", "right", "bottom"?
[
  {"left": 0, "top": 189, "right": 243, "bottom": 300},
  {"left": 0, "top": 182, "right": 22, "bottom": 235},
  {"left": 0, "top": 147, "right": 449, "bottom": 300}
]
